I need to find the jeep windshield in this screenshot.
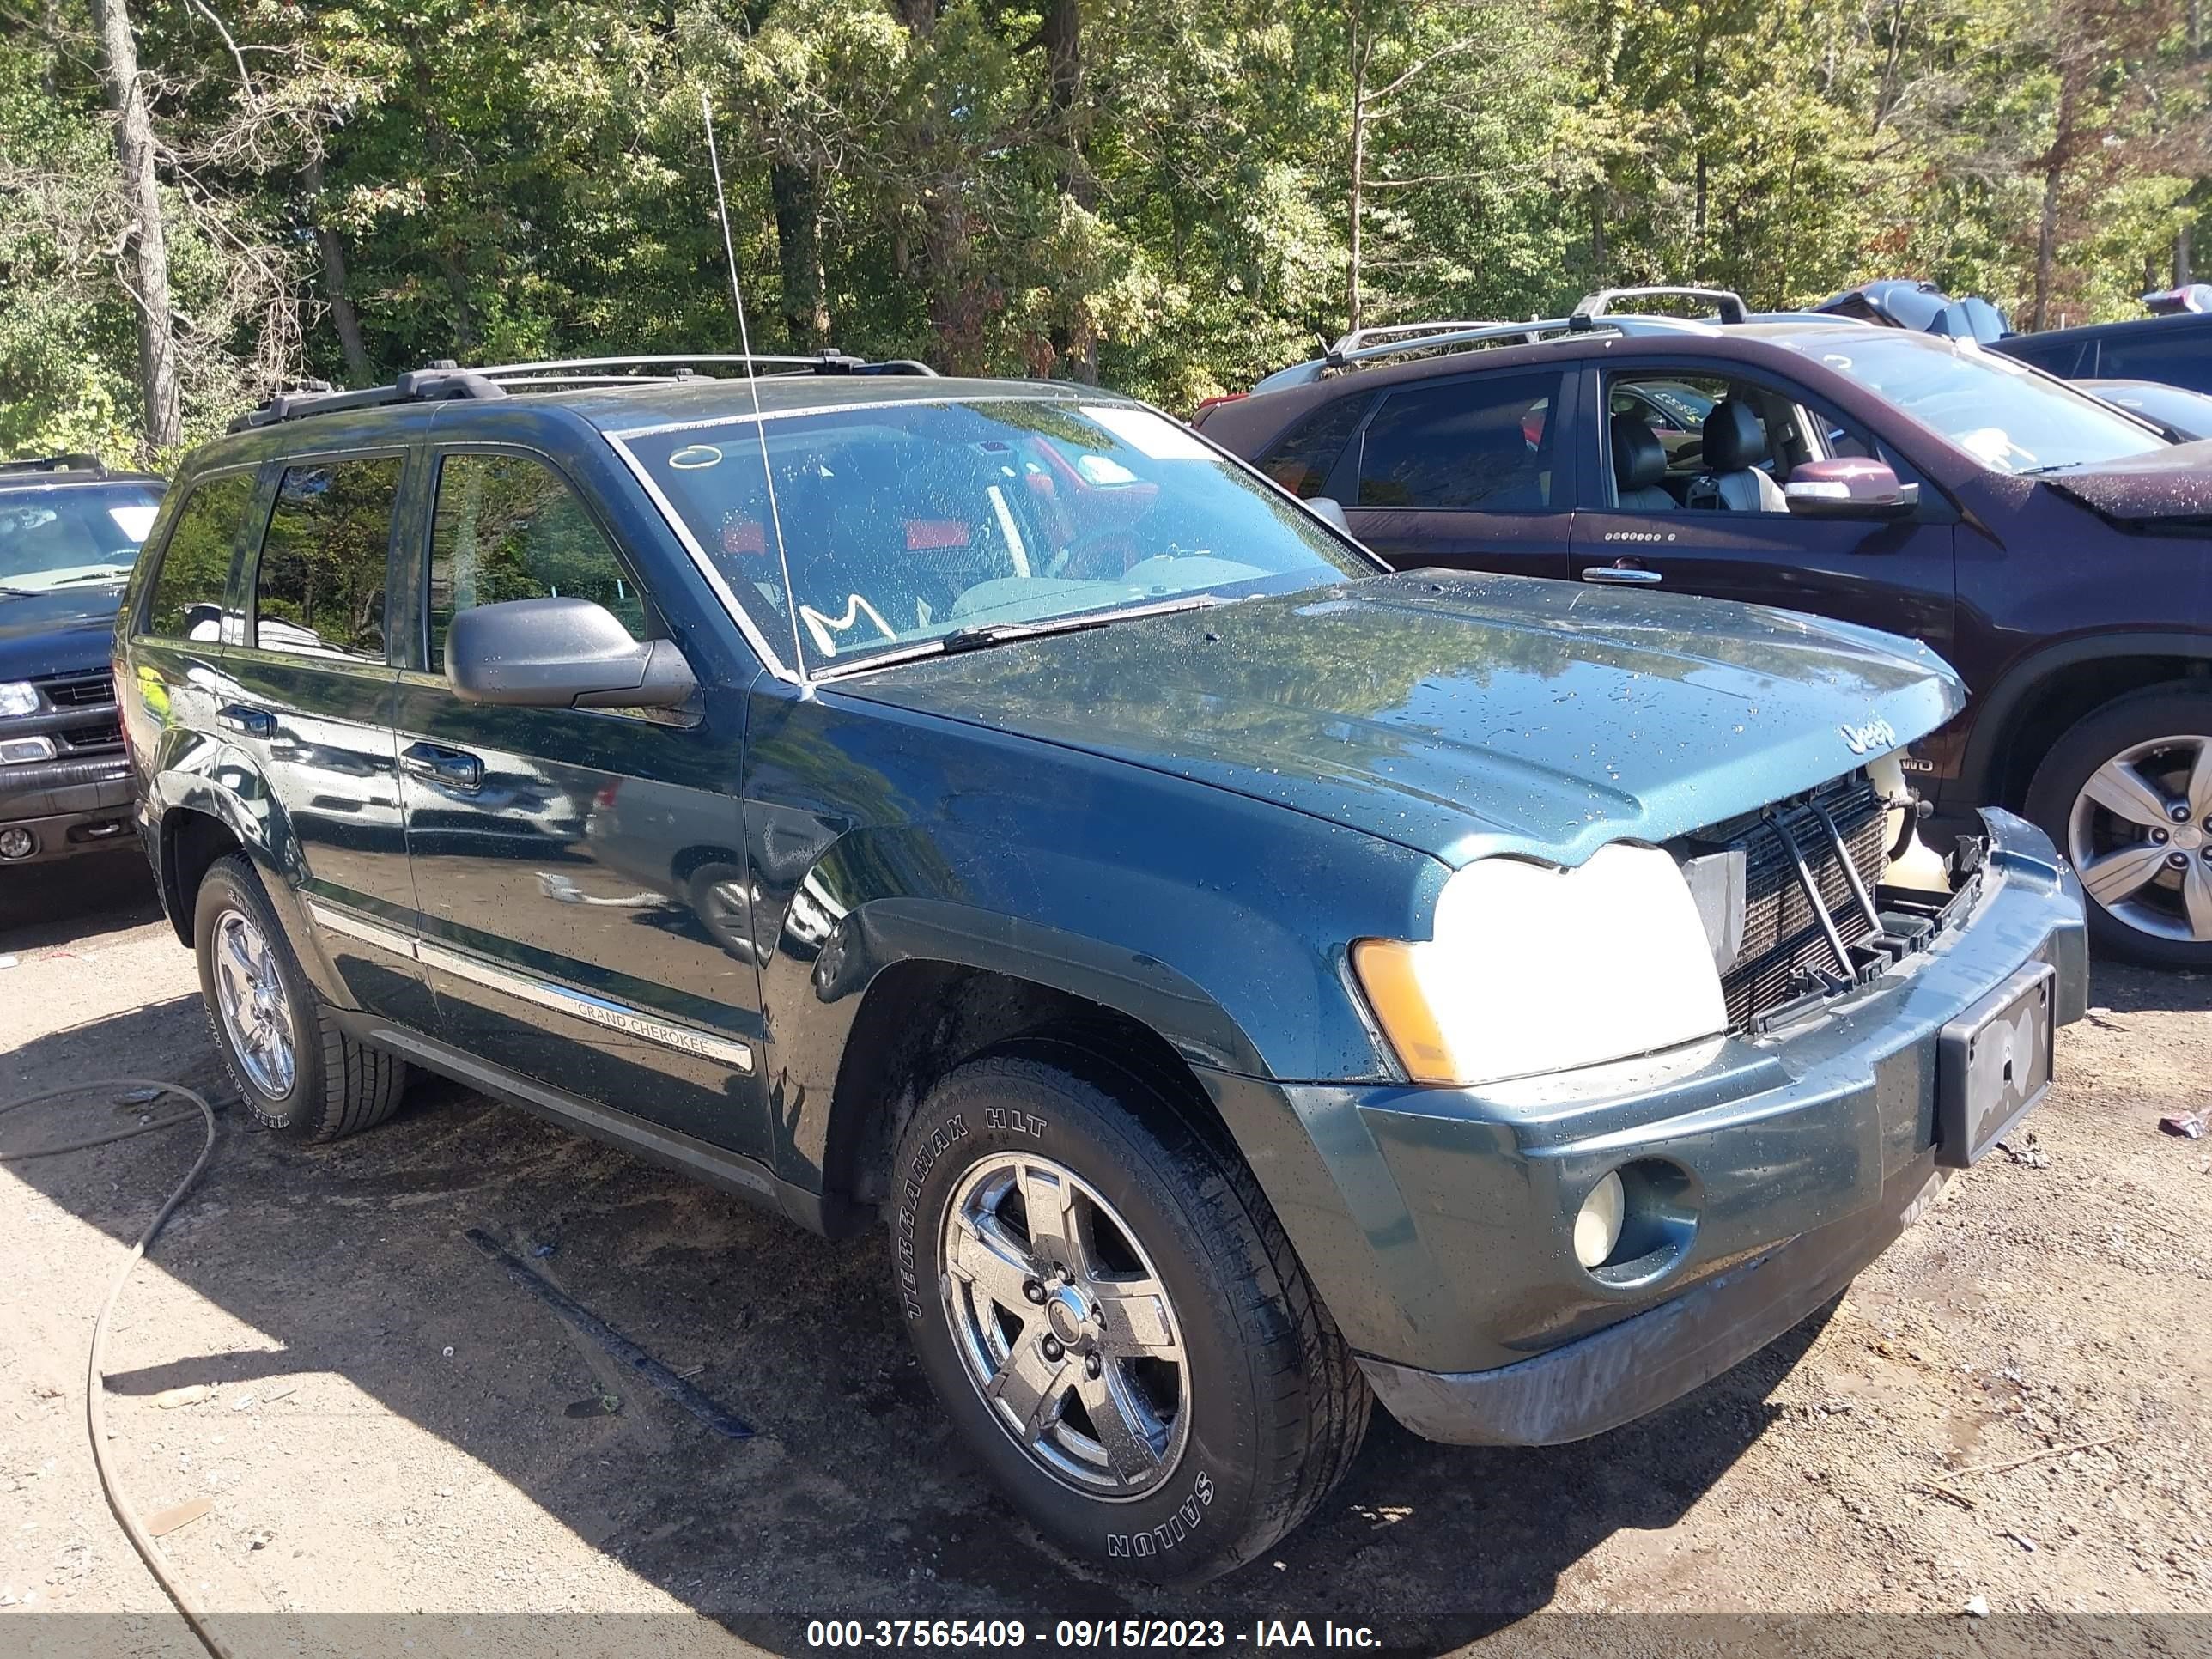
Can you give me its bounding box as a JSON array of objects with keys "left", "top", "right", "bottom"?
[
  {"left": 1791, "top": 331, "right": 2168, "bottom": 474},
  {"left": 617, "top": 398, "right": 1372, "bottom": 674},
  {"left": 0, "top": 481, "right": 164, "bottom": 594}
]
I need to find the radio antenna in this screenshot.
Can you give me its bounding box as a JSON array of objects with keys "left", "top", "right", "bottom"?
[{"left": 700, "top": 87, "right": 805, "bottom": 676}]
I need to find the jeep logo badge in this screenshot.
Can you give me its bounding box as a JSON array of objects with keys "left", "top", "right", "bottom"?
[{"left": 1839, "top": 716, "right": 1898, "bottom": 756}]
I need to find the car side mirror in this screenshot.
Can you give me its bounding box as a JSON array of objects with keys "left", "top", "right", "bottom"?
[
  {"left": 445, "top": 597, "right": 697, "bottom": 709},
  {"left": 1784, "top": 458, "right": 1917, "bottom": 520},
  {"left": 1307, "top": 495, "right": 1352, "bottom": 533}
]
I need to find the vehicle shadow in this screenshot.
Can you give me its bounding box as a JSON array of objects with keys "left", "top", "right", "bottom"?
[
  {"left": 3, "top": 991, "right": 1823, "bottom": 1651},
  {"left": 2088, "top": 957, "right": 2212, "bottom": 1017},
  {"left": 0, "top": 846, "right": 162, "bottom": 955}
]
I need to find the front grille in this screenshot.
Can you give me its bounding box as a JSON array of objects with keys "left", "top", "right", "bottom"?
[
  {"left": 56, "top": 715, "right": 124, "bottom": 753},
  {"left": 1693, "top": 774, "right": 1890, "bottom": 1030},
  {"left": 39, "top": 671, "right": 115, "bottom": 709}
]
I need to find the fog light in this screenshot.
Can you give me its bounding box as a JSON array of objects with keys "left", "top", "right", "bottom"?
[
  {"left": 1573, "top": 1170, "right": 1626, "bottom": 1269},
  {"left": 0, "top": 826, "right": 36, "bottom": 860},
  {"left": 0, "top": 735, "right": 57, "bottom": 765}
]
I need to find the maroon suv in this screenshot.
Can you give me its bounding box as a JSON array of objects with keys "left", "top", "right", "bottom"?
[{"left": 1197, "top": 291, "right": 2212, "bottom": 967}]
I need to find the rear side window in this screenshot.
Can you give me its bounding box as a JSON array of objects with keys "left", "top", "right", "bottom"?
[
  {"left": 2094, "top": 330, "right": 2212, "bottom": 394},
  {"left": 1357, "top": 371, "right": 1565, "bottom": 510},
  {"left": 426, "top": 453, "right": 647, "bottom": 672},
  {"left": 1997, "top": 335, "right": 2087, "bottom": 379},
  {"left": 145, "top": 474, "right": 251, "bottom": 641},
  {"left": 1258, "top": 396, "right": 1370, "bottom": 498},
  {"left": 251, "top": 458, "right": 401, "bottom": 661}
]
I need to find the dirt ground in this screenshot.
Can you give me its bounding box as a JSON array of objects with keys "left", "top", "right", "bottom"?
[{"left": 3, "top": 851, "right": 2210, "bottom": 1659}]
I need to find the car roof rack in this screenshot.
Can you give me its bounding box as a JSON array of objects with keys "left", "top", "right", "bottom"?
[
  {"left": 1253, "top": 285, "right": 1774, "bottom": 392},
  {"left": 1569, "top": 286, "right": 1750, "bottom": 327},
  {"left": 229, "top": 350, "right": 939, "bottom": 431},
  {"left": 0, "top": 453, "right": 108, "bottom": 477}
]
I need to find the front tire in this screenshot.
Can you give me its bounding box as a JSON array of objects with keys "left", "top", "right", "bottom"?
[
  {"left": 193, "top": 854, "right": 409, "bottom": 1140},
  {"left": 2025, "top": 684, "right": 2212, "bottom": 969},
  {"left": 889, "top": 1049, "right": 1369, "bottom": 1583}
]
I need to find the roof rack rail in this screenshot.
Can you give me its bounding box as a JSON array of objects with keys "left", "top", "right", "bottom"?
[
  {"left": 0, "top": 453, "right": 106, "bottom": 477},
  {"left": 1327, "top": 319, "right": 1516, "bottom": 357},
  {"left": 1322, "top": 318, "right": 1573, "bottom": 369},
  {"left": 1570, "top": 286, "right": 1749, "bottom": 328},
  {"left": 229, "top": 349, "right": 939, "bottom": 432}
]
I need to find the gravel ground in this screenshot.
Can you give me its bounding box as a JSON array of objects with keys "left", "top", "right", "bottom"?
[{"left": 3, "top": 852, "right": 2209, "bottom": 1659}]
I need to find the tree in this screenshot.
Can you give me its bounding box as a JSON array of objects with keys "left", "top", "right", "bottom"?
[{"left": 88, "top": 0, "right": 180, "bottom": 453}]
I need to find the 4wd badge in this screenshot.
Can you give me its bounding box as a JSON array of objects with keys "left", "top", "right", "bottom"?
[{"left": 1838, "top": 716, "right": 1899, "bottom": 756}]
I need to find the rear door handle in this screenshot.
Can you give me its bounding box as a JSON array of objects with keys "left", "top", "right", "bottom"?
[
  {"left": 216, "top": 703, "right": 276, "bottom": 737},
  {"left": 400, "top": 741, "right": 483, "bottom": 794},
  {"left": 1580, "top": 564, "right": 1663, "bottom": 586}
]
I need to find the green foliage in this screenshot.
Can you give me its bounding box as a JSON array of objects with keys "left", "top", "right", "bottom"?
[{"left": 5, "top": 0, "right": 2209, "bottom": 459}]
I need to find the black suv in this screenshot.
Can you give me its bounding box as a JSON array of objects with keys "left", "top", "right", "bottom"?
[
  {"left": 0, "top": 454, "right": 166, "bottom": 866},
  {"left": 1995, "top": 307, "right": 2212, "bottom": 393},
  {"left": 118, "top": 354, "right": 2083, "bottom": 1582},
  {"left": 1198, "top": 287, "right": 2212, "bottom": 967}
]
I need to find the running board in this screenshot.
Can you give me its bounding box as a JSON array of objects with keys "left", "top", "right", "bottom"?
[{"left": 349, "top": 1019, "right": 865, "bottom": 1237}]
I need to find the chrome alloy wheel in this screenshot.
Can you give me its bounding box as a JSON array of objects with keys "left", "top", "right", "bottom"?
[
  {"left": 212, "top": 908, "right": 298, "bottom": 1099},
  {"left": 939, "top": 1152, "right": 1189, "bottom": 1500},
  {"left": 2068, "top": 732, "right": 2212, "bottom": 945}
]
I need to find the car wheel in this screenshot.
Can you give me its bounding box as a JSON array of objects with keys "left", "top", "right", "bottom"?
[
  {"left": 2025, "top": 684, "right": 2212, "bottom": 968},
  {"left": 684, "top": 862, "right": 755, "bottom": 957},
  {"left": 889, "top": 1048, "right": 1369, "bottom": 1583},
  {"left": 193, "top": 853, "right": 410, "bottom": 1140}
]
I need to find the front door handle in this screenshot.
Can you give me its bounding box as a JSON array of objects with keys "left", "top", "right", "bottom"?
[
  {"left": 1580, "top": 564, "right": 1663, "bottom": 586},
  {"left": 400, "top": 741, "right": 483, "bottom": 794},
  {"left": 216, "top": 703, "right": 276, "bottom": 737}
]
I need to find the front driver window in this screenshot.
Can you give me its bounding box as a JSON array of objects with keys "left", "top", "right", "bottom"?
[
  {"left": 427, "top": 453, "right": 652, "bottom": 673},
  {"left": 1603, "top": 373, "right": 1813, "bottom": 513}
]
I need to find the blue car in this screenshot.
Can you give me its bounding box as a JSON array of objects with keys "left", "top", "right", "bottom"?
[{"left": 117, "top": 355, "right": 2085, "bottom": 1582}]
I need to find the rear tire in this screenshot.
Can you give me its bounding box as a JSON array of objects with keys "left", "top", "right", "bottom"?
[
  {"left": 2024, "top": 684, "right": 2212, "bottom": 969},
  {"left": 889, "top": 1048, "right": 1369, "bottom": 1583},
  {"left": 193, "top": 854, "right": 409, "bottom": 1140}
]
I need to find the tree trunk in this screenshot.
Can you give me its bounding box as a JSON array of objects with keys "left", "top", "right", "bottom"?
[
  {"left": 1041, "top": 0, "right": 1096, "bottom": 380},
  {"left": 1589, "top": 185, "right": 1607, "bottom": 283},
  {"left": 88, "top": 0, "right": 180, "bottom": 453},
  {"left": 1347, "top": 15, "right": 1368, "bottom": 334},
  {"left": 2032, "top": 157, "right": 2063, "bottom": 331},
  {"left": 769, "top": 161, "right": 832, "bottom": 352},
  {"left": 2179, "top": 226, "right": 2195, "bottom": 288},
  {"left": 303, "top": 156, "right": 372, "bottom": 385},
  {"left": 2030, "top": 82, "right": 2075, "bottom": 332}
]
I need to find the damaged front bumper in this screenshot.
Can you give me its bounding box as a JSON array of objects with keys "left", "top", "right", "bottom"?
[{"left": 1201, "top": 808, "right": 2087, "bottom": 1448}]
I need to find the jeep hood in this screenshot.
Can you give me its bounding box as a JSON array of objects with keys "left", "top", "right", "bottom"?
[
  {"left": 0, "top": 581, "right": 126, "bottom": 682},
  {"left": 834, "top": 571, "right": 1964, "bottom": 869},
  {"left": 2039, "top": 438, "right": 2212, "bottom": 528}
]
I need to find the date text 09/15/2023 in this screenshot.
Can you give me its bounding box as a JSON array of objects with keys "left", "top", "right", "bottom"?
[{"left": 804, "top": 1620, "right": 1384, "bottom": 1650}]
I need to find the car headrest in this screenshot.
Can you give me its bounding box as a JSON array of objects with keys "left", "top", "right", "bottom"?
[
  {"left": 1609, "top": 415, "right": 1667, "bottom": 492},
  {"left": 1702, "top": 398, "right": 1769, "bottom": 471}
]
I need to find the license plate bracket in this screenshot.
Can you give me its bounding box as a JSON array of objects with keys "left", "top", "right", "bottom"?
[{"left": 1936, "top": 962, "right": 2056, "bottom": 1170}]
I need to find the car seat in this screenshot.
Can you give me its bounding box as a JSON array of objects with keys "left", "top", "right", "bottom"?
[
  {"left": 1609, "top": 415, "right": 1676, "bottom": 511},
  {"left": 1692, "top": 398, "right": 1789, "bottom": 512}
]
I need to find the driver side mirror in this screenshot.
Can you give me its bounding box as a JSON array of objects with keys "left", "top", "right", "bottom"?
[
  {"left": 446, "top": 596, "right": 697, "bottom": 709},
  {"left": 1784, "top": 457, "right": 1917, "bottom": 520},
  {"left": 1307, "top": 496, "right": 1352, "bottom": 534}
]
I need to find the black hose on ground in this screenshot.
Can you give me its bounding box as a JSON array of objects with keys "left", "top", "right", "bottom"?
[{"left": 0, "top": 1078, "right": 234, "bottom": 1659}]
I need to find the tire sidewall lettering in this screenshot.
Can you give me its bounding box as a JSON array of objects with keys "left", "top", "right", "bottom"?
[
  {"left": 896, "top": 1111, "right": 969, "bottom": 1322},
  {"left": 1105, "top": 1468, "right": 1214, "bottom": 1559}
]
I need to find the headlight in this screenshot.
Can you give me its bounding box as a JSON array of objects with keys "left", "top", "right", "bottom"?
[
  {"left": 0, "top": 681, "right": 39, "bottom": 718},
  {"left": 1351, "top": 842, "right": 1727, "bottom": 1087}
]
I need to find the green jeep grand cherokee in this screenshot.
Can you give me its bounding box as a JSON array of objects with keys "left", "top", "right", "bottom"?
[{"left": 116, "top": 354, "right": 2087, "bottom": 1583}]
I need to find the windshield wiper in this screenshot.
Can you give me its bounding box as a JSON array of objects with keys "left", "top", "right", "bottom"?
[{"left": 811, "top": 593, "right": 1225, "bottom": 680}]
